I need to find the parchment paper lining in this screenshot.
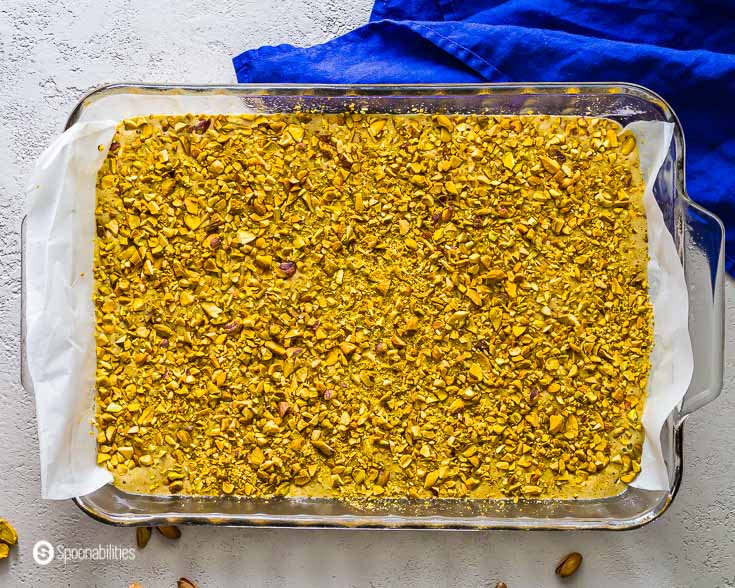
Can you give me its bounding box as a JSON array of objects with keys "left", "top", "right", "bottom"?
[{"left": 24, "top": 104, "right": 691, "bottom": 499}]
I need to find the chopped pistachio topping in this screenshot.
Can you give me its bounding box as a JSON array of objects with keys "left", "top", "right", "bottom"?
[{"left": 94, "top": 112, "right": 651, "bottom": 500}]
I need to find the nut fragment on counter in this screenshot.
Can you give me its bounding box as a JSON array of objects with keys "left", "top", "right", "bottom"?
[
  {"left": 0, "top": 519, "right": 17, "bottom": 560},
  {"left": 556, "top": 552, "right": 583, "bottom": 577},
  {"left": 136, "top": 526, "right": 152, "bottom": 549},
  {"left": 94, "top": 112, "right": 652, "bottom": 500},
  {"left": 156, "top": 525, "right": 181, "bottom": 540},
  {"left": 0, "top": 520, "right": 17, "bottom": 546}
]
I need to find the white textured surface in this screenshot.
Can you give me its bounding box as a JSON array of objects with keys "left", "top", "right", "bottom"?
[{"left": 1, "top": 1, "right": 734, "bottom": 586}]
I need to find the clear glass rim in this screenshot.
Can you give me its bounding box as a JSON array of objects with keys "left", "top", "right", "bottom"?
[
  {"left": 72, "top": 422, "right": 683, "bottom": 531},
  {"left": 66, "top": 80, "right": 678, "bottom": 125}
]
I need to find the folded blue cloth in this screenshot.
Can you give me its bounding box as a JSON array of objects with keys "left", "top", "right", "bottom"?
[{"left": 233, "top": 0, "right": 735, "bottom": 274}]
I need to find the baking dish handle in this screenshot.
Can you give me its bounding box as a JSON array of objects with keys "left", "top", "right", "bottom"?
[{"left": 678, "top": 199, "right": 726, "bottom": 417}]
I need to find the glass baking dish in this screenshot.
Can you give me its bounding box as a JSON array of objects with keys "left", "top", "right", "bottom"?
[{"left": 21, "top": 82, "right": 725, "bottom": 530}]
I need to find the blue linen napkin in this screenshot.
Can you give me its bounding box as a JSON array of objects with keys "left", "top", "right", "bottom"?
[{"left": 233, "top": 0, "right": 735, "bottom": 274}]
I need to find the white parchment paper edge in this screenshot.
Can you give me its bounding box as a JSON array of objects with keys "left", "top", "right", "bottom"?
[{"left": 629, "top": 120, "right": 693, "bottom": 490}]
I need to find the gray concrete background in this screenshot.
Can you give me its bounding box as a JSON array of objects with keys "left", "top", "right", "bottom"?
[{"left": 1, "top": 1, "right": 733, "bottom": 586}]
